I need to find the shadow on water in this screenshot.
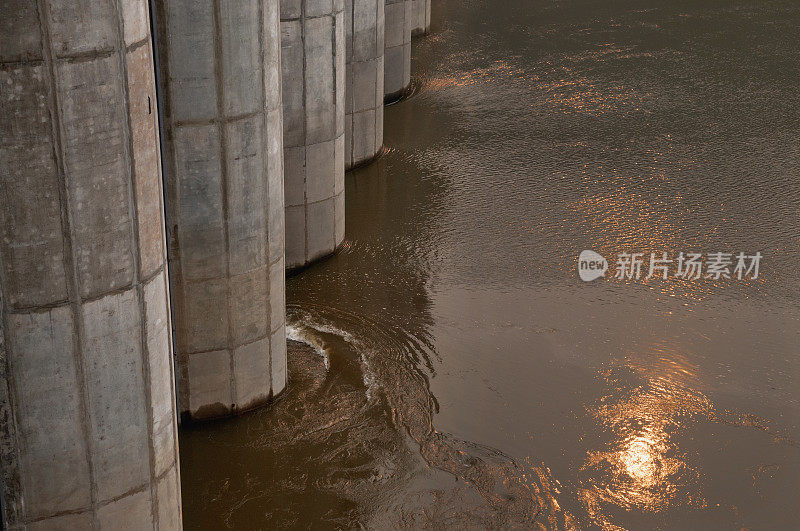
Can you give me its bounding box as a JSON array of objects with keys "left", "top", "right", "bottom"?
[{"left": 181, "top": 148, "right": 572, "bottom": 528}]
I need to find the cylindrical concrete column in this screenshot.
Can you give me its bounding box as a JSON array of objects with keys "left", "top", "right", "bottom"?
[
  {"left": 411, "top": 0, "right": 431, "bottom": 36},
  {"left": 384, "top": 0, "right": 412, "bottom": 101},
  {"left": 345, "top": 0, "right": 385, "bottom": 169},
  {"left": 0, "top": 0, "right": 181, "bottom": 528},
  {"left": 154, "top": 0, "right": 287, "bottom": 421},
  {"left": 281, "top": 0, "right": 346, "bottom": 269}
]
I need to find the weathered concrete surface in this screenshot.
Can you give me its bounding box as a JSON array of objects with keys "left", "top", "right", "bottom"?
[
  {"left": 345, "top": 0, "right": 384, "bottom": 168},
  {"left": 411, "top": 0, "right": 431, "bottom": 36},
  {"left": 384, "top": 0, "right": 412, "bottom": 101},
  {"left": 155, "top": 0, "right": 287, "bottom": 421},
  {"left": 0, "top": 0, "right": 181, "bottom": 527},
  {"left": 281, "top": 0, "right": 347, "bottom": 269}
]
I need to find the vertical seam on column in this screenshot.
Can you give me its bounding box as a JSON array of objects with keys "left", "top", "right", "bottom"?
[
  {"left": 427, "top": 0, "right": 430, "bottom": 30},
  {"left": 347, "top": 0, "right": 355, "bottom": 165},
  {"left": 275, "top": 1, "right": 287, "bottom": 392},
  {"left": 333, "top": 7, "right": 340, "bottom": 248},
  {"left": 301, "top": 0, "right": 309, "bottom": 263},
  {"left": 403, "top": 0, "right": 406, "bottom": 83},
  {"left": 34, "top": 0, "right": 99, "bottom": 527},
  {"left": 373, "top": 0, "right": 378, "bottom": 154},
  {"left": 257, "top": 0, "right": 274, "bottom": 395},
  {"left": 275, "top": 6, "right": 287, "bottom": 280},
  {"left": 213, "top": 0, "right": 237, "bottom": 411},
  {"left": 110, "top": 0, "right": 160, "bottom": 527},
  {"left": 405, "top": 0, "right": 410, "bottom": 83},
  {"left": 376, "top": 0, "right": 382, "bottom": 153}
]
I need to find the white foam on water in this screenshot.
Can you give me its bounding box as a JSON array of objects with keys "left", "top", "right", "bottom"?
[
  {"left": 286, "top": 323, "right": 330, "bottom": 370},
  {"left": 288, "top": 318, "right": 382, "bottom": 402}
]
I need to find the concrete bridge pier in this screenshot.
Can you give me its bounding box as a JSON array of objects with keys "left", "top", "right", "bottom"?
[
  {"left": 411, "top": 0, "right": 431, "bottom": 36},
  {"left": 154, "top": 0, "right": 287, "bottom": 421},
  {"left": 345, "top": 0, "right": 385, "bottom": 169},
  {"left": 0, "top": 0, "right": 181, "bottom": 527},
  {"left": 281, "top": 0, "right": 346, "bottom": 269},
  {"left": 384, "top": 0, "right": 412, "bottom": 102}
]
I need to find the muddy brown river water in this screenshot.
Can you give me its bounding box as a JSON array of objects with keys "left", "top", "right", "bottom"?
[{"left": 180, "top": 0, "right": 800, "bottom": 528}]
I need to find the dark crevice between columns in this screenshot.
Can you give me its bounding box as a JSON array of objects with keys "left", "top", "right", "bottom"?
[
  {"left": 149, "top": 0, "right": 182, "bottom": 428},
  {"left": 147, "top": 1, "right": 185, "bottom": 520}
]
